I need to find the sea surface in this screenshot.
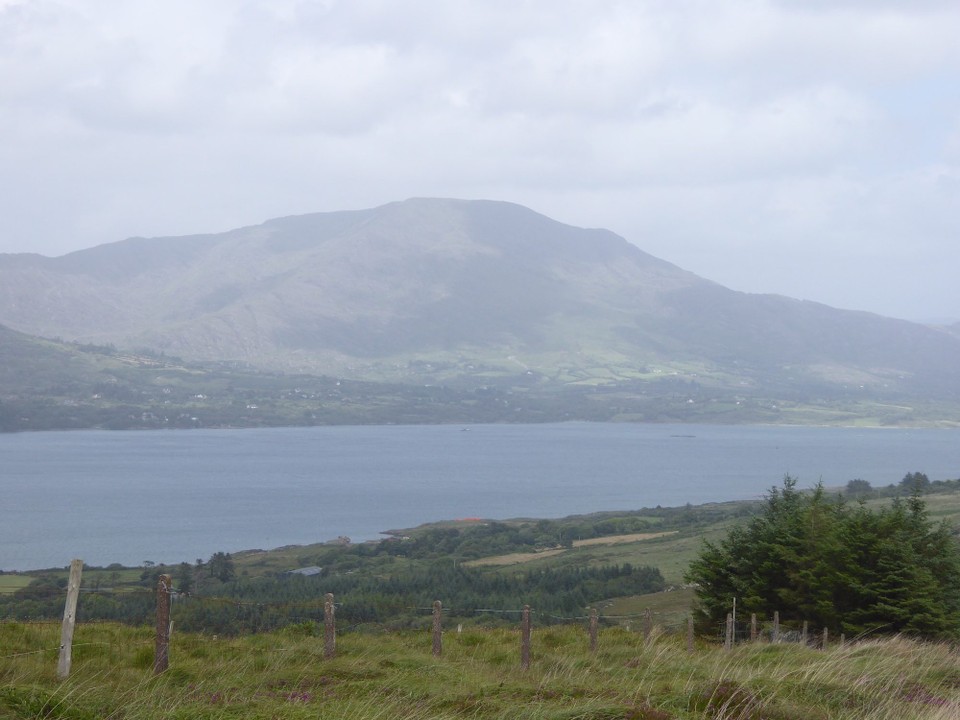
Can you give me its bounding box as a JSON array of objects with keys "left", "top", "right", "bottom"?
[{"left": 3, "top": 423, "right": 959, "bottom": 571}]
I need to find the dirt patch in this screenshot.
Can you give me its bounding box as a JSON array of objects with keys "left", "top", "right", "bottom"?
[
  {"left": 465, "top": 531, "right": 678, "bottom": 567},
  {"left": 464, "top": 549, "right": 566, "bottom": 567},
  {"left": 573, "top": 531, "right": 677, "bottom": 547}
]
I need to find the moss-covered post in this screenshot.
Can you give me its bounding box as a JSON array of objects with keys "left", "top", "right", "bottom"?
[
  {"left": 324, "top": 593, "right": 336, "bottom": 659},
  {"left": 520, "top": 605, "right": 531, "bottom": 670},
  {"left": 687, "top": 616, "right": 694, "bottom": 653},
  {"left": 589, "top": 607, "right": 598, "bottom": 653},
  {"left": 154, "top": 574, "right": 171, "bottom": 674},
  {"left": 432, "top": 600, "right": 443, "bottom": 657},
  {"left": 750, "top": 613, "right": 757, "bottom": 642},
  {"left": 772, "top": 611, "right": 780, "bottom": 643},
  {"left": 642, "top": 608, "right": 653, "bottom": 641},
  {"left": 724, "top": 613, "right": 733, "bottom": 650}
]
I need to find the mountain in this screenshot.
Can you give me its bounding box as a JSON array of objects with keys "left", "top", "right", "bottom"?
[
  {"left": 2, "top": 198, "right": 959, "bottom": 423},
  {"left": 0, "top": 199, "right": 699, "bottom": 374}
]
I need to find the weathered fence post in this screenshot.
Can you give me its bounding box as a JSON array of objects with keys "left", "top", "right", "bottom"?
[
  {"left": 687, "top": 616, "right": 694, "bottom": 653},
  {"left": 801, "top": 620, "right": 808, "bottom": 646},
  {"left": 154, "top": 574, "right": 171, "bottom": 674},
  {"left": 724, "top": 613, "right": 733, "bottom": 650},
  {"left": 642, "top": 608, "right": 653, "bottom": 641},
  {"left": 324, "top": 593, "right": 336, "bottom": 659},
  {"left": 822, "top": 627, "right": 828, "bottom": 651},
  {"left": 588, "top": 607, "right": 598, "bottom": 653},
  {"left": 772, "top": 611, "right": 780, "bottom": 643},
  {"left": 57, "top": 559, "right": 83, "bottom": 679},
  {"left": 432, "top": 600, "right": 443, "bottom": 658},
  {"left": 520, "top": 605, "right": 531, "bottom": 670},
  {"left": 840, "top": 633, "right": 846, "bottom": 647},
  {"left": 750, "top": 613, "right": 757, "bottom": 642}
]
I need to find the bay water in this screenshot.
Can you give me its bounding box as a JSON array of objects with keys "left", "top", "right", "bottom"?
[{"left": 3, "top": 423, "right": 959, "bottom": 571}]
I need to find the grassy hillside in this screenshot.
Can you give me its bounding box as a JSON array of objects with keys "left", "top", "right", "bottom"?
[
  {"left": 3, "top": 621, "right": 960, "bottom": 719},
  {"left": 7, "top": 322, "right": 960, "bottom": 431}
]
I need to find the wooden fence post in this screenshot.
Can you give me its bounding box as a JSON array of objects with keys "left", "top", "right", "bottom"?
[
  {"left": 724, "top": 613, "right": 733, "bottom": 651},
  {"left": 801, "top": 620, "right": 808, "bottom": 646},
  {"left": 772, "top": 611, "right": 780, "bottom": 643},
  {"left": 520, "top": 605, "right": 531, "bottom": 670},
  {"left": 822, "top": 627, "right": 828, "bottom": 651},
  {"left": 642, "top": 608, "right": 653, "bottom": 641},
  {"left": 432, "top": 600, "right": 443, "bottom": 658},
  {"left": 840, "top": 633, "right": 846, "bottom": 647},
  {"left": 687, "top": 616, "right": 694, "bottom": 653},
  {"left": 154, "top": 574, "right": 171, "bottom": 674},
  {"left": 589, "top": 607, "right": 598, "bottom": 653},
  {"left": 57, "top": 559, "right": 83, "bottom": 680},
  {"left": 750, "top": 613, "right": 757, "bottom": 642},
  {"left": 324, "top": 593, "right": 336, "bottom": 659}
]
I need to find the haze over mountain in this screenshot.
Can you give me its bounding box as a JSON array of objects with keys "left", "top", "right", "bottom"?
[{"left": 1, "top": 198, "right": 958, "bottom": 407}]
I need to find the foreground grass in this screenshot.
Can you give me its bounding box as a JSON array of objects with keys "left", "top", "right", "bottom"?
[{"left": 3, "top": 622, "right": 959, "bottom": 719}]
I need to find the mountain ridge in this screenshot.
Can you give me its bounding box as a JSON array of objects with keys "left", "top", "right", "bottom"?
[{"left": 1, "top": 198, "right": 958, "bottom": 411}]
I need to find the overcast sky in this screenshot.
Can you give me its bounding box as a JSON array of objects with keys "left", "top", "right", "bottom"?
[{"left": 1, "top": 1, "right": 958, "bottom": 321}]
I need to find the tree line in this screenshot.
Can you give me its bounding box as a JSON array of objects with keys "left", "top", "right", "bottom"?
[{"left": 0, "top": 559, "right": 664, "bottom": 634}]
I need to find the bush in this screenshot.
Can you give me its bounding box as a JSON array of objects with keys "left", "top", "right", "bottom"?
[{"left": 845, "top": 478, "right": 872, "bottom": 495}]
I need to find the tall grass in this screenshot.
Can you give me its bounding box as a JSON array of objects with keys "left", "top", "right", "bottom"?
[{"left": 2, "top": 621, "right": 958, "bottom": 719}]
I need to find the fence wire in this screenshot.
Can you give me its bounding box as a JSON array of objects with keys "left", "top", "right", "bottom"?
[{"left": 5, "top": 581, "right": 847, "bottom": 653}]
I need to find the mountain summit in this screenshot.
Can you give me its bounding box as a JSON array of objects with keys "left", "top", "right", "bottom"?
[{"left": 1, "top": 198, "right": 958, "bottom": 404}]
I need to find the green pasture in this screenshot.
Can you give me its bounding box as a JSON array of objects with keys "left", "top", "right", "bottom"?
[
  {"left": 3, "top": 620, "right": 959, "bottom": 719},
  {"left": 0, "top": 576, "right": 31, "bottom": 595}
]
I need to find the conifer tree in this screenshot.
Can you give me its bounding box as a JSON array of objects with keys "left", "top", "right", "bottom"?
[{"left": 687, "top": 476, "right": 960, "bottom": 638}]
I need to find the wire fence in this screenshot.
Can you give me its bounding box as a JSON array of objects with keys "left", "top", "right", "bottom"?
[
  {"left": 1, "top": 572, "right": 850, "bottom": 679},
  {"left": 1, "top": 586, "right": 680, "bottom": 625},
  {"left": 0, "top": 585, "right": 822, "bottom": 638}
]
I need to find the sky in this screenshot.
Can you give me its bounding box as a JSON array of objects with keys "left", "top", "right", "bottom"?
[{"left": 1, "top": 0, "right": 958, "bottom": 322}]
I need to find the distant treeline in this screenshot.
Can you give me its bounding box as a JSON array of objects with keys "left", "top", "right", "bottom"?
[
  {"left": 2, "top": 509, "right": 693, "bottom": 631},
  {"left": 0, "top": 562, "right": 664, "bottom": 634}
]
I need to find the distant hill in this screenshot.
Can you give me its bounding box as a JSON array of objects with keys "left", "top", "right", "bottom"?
[{"left": 2, "top": 198, "right": 960, "bottom": 425}]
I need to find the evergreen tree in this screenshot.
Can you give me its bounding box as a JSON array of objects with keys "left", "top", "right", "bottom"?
[
  {"left": 208, "top": 552, "right": 236, "bottom": 583},
  {"left": 686, "top": 477, "right": 960, "bottom": 638}
]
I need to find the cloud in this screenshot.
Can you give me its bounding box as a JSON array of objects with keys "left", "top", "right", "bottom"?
[{"left": 0, "top": 0, "right": 958, "bottom": 319}]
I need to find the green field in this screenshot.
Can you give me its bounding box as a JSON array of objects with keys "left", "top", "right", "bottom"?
[
  {"left": 0, "top": 576, "right": 30, "bottom": 595},
  {"left": 3, "top": 620, "right": 959, "bottom": 719}
]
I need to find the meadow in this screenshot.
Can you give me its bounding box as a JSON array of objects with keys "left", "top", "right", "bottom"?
[{"left": 3, "top": 619, "right": 960, "bottom": 719}]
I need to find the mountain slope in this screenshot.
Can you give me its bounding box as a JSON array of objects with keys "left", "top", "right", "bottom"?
[
  {"left": 0, "top": 199, "right": 697, "bottom": 369},
  {"left": 1, "top": 198, "right": 958, "bottom": 406}
]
